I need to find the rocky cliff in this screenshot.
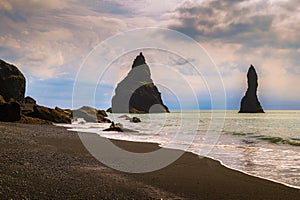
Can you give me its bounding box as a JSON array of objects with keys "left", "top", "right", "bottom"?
[
  {"left": 111, "top": 52, "right": 169, "bottom": 113},
  {"left": 0, "top": 59, "right": 25, "bottom": 103},
  {"left": 0, "top": 59, "right": 110, "bottom": 123},
  {"left": 239, "top": 65, "right": 264, "bottom": 113}
]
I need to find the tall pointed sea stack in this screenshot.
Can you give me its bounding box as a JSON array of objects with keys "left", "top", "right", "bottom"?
[
  {"left": 239, "top": 65, "right": 264, "bottom": 113},
  {"left": 111, "top": 52, "right": 169, "bottom": 113}
]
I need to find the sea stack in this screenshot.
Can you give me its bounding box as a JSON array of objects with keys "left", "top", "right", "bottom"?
[
  {"left": 239, "top": 65, "right": 264, "bottom": 113},
  {"left": 111, "top": 52, "right": 169, "bottom": 113}
]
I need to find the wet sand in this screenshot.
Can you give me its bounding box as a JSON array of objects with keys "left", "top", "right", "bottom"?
[{"left": 0, "top": 122, "right": 299, "bottom": 199}]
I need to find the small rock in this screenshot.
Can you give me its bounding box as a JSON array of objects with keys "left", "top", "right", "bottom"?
[{"left": 131, "top": 117, "right": 141, "bottom": 123}]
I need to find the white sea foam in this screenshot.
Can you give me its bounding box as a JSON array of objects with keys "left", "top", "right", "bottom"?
[{"left": 58, "top": 110, "right": 300, "bottom": 188}]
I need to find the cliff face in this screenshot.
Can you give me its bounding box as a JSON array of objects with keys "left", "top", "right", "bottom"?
[
  {"left": 111, "top": 52, "right": 169, "bottom": 113},
  {"left": 0, "top": 59, "right": 111, "bottom": 124},
  {"left": 239, "top": 65, "right": 264, "bottom": 113},
  {"left": 0, "top": 59, "right": 25, "bottom": 103}
]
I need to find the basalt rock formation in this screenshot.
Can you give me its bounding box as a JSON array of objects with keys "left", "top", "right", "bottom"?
[
  {"left": 0, "top": 96, "right": 21, "bottom": 122},
  {"left": 25, "top": 104, "right": 72, "bottom": 124},
  {"left": 111, "top": 52, "right": 169, "bottom": 113},
  {"left": 239, "top": 65, "right": 264, "bottom": 113},
  {"left": 0, "top": 59, "right": 111, "bottom": 124},
  {"left": 72, "top": 106, "right": 111, "bottom": 123},
  {"left": 0, "top": 59, "right": 25, "bottom": 103}
]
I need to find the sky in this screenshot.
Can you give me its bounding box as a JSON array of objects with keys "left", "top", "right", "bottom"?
[{"left": 0, "top": 0, "right": 300, "bottom": 110}]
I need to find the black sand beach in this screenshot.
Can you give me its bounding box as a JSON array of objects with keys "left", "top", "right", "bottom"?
[{"left": 0, "top": 122, "right": 299, "bottom": 199}]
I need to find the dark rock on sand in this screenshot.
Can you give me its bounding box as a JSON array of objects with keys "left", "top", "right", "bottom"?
[
  {"left": 111, "top": 52, "right": 169, "bottom": 113},
  {"left": 0, "top": 100, "right": 21, "bottom": 122},
  {"left": 239, "top": 65, "right": 264, "bottom": 113},
  {"left": 72, "top": 106, "right": 110, "bottom": 123},
  {"left": 0, "top": 59, "right": 25, "bottom": 103}
]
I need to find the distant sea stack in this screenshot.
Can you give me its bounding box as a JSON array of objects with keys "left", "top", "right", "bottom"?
[
  {"left": 239, "top": 65, "right": 264, "bottom": 113},
  {"left": 111, "top": 52, "right": 169, "bottom": 113}
]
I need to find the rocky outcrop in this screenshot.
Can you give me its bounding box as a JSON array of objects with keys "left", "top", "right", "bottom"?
[
  {"left": 25, "top": 105, "right": 71, "bottom": 124},
  {"left": 72, "top": 106, "right": 110, "bottom": 123},
  {"left": 111, "top": 52, "right": 169, "bottom": 113},
  {"left": 0, "top": 59, "right": 112, "bottom": 124},
  {"left": 0, "top": 98, "right": 21, "bottom": 122},
  {"left": 21, "top": 104, "right": 110, "bottom": 124},
  {"left": 239, "top": 65, "right": 264, "bottom": 113},
  {"left": 0, "top": 59, "right": 25, "bottom": 103}
]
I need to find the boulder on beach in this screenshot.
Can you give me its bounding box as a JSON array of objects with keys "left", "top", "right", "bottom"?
[
  {"left": 0, "top": 100, "right": 21, "bottom": 122},
  {"left": 239, "top": 65, "right": 264, "bottom": 113},
  {"left": 72, "top": 106, "right": 111, "bottom": 123},
  {"left": 0, "top": 59, "right": 25, "bottom": 103},
  {"left": 111, "top": 52, "right": 169, "bottom": 113}
]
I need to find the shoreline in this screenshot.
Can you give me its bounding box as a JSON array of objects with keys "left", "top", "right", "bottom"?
[
  {"left": 203, "top": 154, "right": 300, "bottom": 190},
  {"left": 66, "top": 123, "right": 300, "bottom": 189},
  {"left": 123, "top": 139, "right": 300, "bottom": 190},
  {"left": 0, "top": 122, "right": 299, "bottom": 199}
]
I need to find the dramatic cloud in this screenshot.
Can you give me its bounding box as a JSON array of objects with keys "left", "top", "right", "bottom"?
[
  {"left": 1, "top": 0, "right": 299, "bottom": 109},
  {"left": 0, "top": 0, "right": 180, "bottom": 108},
  {"left": 170, "top": 0, "right": 300, "bottom": 48},
  {"left": 169, "top": 0, "right": 300, "bottom": 109}
]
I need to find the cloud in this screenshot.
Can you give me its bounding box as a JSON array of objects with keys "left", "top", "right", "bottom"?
[
  {"left": 0, "top": 0, "right": 180, "bottom": 81},
  {"left": 0, "top": 0, "right": 132, "bottom": 80},
  {"left": 0, "top": 0, "right": 12, "bottom": 11},
  {"left": 1, "top": 0, "right": 300, "bottom": 109},
  {"left": 169, "top": 0, "right": 300, "bottom": 49},
  {"left": 166, "top": 0, "right": 300, "bottom": 107}
]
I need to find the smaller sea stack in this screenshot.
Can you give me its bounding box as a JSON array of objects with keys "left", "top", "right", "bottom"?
[{"left": 239, "top": 65, "right": 264, "bottom": 113}]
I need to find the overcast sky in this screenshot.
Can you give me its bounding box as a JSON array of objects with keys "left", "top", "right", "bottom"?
[{"left": 1, "top": 0, "right": 300, "bottom": 110}]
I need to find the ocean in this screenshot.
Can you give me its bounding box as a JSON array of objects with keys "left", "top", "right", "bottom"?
[{"left": 59, "top": 110, "right": 300, "bottom": 189}]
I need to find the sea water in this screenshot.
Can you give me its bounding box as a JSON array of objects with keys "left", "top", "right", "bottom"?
[{"left": 60, "top": 110, "right": 300, "bottom": 188}]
